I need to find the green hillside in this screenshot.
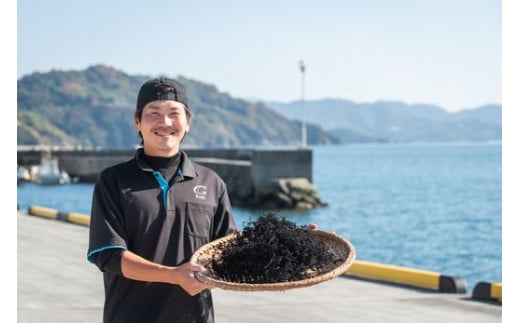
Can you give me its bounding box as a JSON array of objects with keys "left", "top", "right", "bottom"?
[{"left": 17, "top": 65, "right": 339, "bottom": 148}]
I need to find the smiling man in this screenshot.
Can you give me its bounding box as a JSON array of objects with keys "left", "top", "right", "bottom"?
[
  {"left": 87, "top": 77, "right": 237, "bottom": 323},
  {"left": 135, "top": 78, "right": 191, "bottom": 156}
]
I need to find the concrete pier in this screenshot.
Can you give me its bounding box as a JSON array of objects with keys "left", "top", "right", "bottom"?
[
  {"left": 17, "top": 147, "right": 313, "bottom": 184},
  {"left": 17, "top": 211, "right": 502, "bottom": 323},
  {"left": 17, "top": 147, "right": 324, "bottom": 209}
]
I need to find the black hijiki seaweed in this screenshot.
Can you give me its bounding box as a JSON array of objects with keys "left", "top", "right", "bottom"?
[{"left": 209, "top": 211, "right": 346, "bottom": 284}]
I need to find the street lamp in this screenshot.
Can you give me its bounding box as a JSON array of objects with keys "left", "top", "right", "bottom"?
[{"left": 299, "top": 60, "right": 307, "bottom": 148}]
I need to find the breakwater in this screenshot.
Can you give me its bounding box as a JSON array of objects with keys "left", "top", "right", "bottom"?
[{"left": 17, "top": 146, "right": 326, "bottom": 209}]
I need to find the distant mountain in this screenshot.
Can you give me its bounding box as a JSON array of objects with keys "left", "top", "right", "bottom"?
[
  {"left": 17, "top": 65, "right": 501, "bottom": 147},
  {"left": 17, "top": 65, "right": 338, "bottom": 148},
  {"left": 265, "top": 99, "right": 501, "bottom": 143}
]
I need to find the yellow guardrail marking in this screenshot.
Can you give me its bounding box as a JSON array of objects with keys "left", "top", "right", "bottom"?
[
  {"left": 491, "top": 282, "right": 502, "bottom": 302},
  {"left": 67, "top": 212, "right": 90, "bottom": 226},
  {"left": 26, "top": 205, "right": 90, "bottom": 226},
  {"left": 28, "top": 206, "right": 59, "bottom": 219},
  {"left": 346, "top": 259, "right": 440, "bottom": 290}
]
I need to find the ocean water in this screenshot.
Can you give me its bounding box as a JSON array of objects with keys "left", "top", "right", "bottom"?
[{"left": 17, "top": 142, "right": 502, "bottom": 291}]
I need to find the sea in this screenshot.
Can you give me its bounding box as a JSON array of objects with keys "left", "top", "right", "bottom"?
[{"left": 17, "top": 142, "right": 502, "bottom": 292}]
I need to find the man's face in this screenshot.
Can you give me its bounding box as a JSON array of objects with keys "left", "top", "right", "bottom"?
[{"left": 135, "top": 100, "right": 191, "bottom": 157}]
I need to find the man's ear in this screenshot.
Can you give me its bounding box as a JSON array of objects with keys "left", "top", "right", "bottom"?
[{"left": 134, "top": 117, "right": 140, "bottom": 130}]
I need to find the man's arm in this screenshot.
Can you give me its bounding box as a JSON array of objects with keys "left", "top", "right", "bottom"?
[{"left": 120, "top": 250, "right": 211, "bottom": 296}]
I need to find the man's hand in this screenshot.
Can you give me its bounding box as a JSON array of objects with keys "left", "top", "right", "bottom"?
[
  {"left": 173, "top": 261, "right": 213, "bottom": 296},
  {"left": 307, "top": 223, "right": 318, "bottom": 230}
]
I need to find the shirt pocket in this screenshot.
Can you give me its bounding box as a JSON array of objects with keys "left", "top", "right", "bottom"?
[{"left": 185, "top": 202, "right": 213, "bottom": 240}]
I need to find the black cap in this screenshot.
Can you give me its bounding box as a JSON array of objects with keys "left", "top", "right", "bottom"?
[{"left": 136, "top": 77, "right": 190, "bottom": 111}]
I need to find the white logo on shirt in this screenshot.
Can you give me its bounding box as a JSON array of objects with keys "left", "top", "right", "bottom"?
[{"left": 193, "top": 185, "right": 207, "bottom": 200}]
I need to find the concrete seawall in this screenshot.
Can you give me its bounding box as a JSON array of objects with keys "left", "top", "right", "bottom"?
[{"left": 18, "top": 147, "right": 324, "bottom": 209}]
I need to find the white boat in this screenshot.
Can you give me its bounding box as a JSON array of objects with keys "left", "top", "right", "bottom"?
[
  {"left": 17, "top": 166, "right": 31, "bottom": 184},
  {"left": 31, "top": 157, "right": 71, "bottom": 185}
]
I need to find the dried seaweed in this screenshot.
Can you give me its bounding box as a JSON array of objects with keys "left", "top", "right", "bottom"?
[{"left": 209, "top": 211, "right": 346, "bottom": 283}]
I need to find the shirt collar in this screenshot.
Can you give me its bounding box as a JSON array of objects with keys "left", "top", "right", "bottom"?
[{"left": 134, "top": 148, "right": 198, "bottom": 179}]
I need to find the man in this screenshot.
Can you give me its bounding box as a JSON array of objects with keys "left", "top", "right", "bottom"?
[{"left": 87, "top": 77, "right": 237, "bottom": 323}]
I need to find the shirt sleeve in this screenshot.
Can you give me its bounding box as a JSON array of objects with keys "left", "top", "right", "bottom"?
[
  {"left": 88, "top": 248, "right": 124, "bottom": 275},
  {"left": 87, "top": 167, "right": 128, "bottom": 265}
]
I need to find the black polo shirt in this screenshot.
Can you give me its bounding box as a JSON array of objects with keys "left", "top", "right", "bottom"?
[{"left": 87, "top": 148, "right": 237, "bottom": 323}]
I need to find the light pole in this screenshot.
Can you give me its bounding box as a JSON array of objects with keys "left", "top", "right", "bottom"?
[{"left": 299, "top": 60, "right": 307, "bottom": 148}]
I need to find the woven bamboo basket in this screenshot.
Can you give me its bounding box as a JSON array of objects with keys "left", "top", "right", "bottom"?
[{"left": 190, "top": 230, "right": 356, "bottom": 291}]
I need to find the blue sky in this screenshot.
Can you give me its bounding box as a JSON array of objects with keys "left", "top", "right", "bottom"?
[{"left": 16, "top": 0, "right": 501, "bottom": 112}]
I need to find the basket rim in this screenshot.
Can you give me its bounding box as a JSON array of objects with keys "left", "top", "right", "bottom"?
[{"left": 190, "top": 229, "right": 356, "bottom": 292}]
